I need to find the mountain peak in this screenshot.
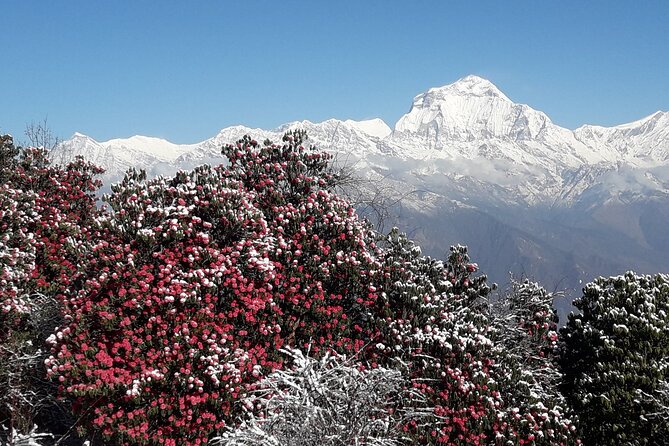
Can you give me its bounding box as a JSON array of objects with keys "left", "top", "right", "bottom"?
[
  {"left": 344, "top": 118, "right": 391, "bottom": 139},
  {"left": 429, "top": 75, "right": 510, "bottom": 101},
  {"left": 394, "top": 76, "right": 533, "bottom": 136},
  {"left": 613, "top": 110, "right": 667, "bottom": 130}
]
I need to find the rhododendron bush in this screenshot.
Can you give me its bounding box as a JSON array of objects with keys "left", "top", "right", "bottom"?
[
  {"left": 0, "top": 134, "right": 103, "bottom": 441},
  {"left": 47, "top": 132, "right": 384, "bottom": 445},
  {"left": 490, "top": 280, "right": 567, "bottom": 426},
  {"left": 26, "top": 130, "right": 579, "bottom": 445},
  {"left": 560, "top": 273, "right": 669, "bottom": 445},
  {"left": 371, "top": 235, "right": 577, "bottom": 445}
]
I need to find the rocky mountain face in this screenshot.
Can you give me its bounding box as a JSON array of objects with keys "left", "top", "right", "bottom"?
[{"left": 50, "top": 75, "right": 669, "bottom": 317}]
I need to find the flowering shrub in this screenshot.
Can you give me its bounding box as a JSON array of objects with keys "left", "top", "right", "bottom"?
[
  {"left": 47, "top": 132, "right": 383, "bottom": 445},
  {"left": 0, "top": 134, "right": 103, "bottom": 441},
  {"left": 370, "top": 233, "right": 578, "bottom": 445},
  {"left": 0, "top": 184, "right": 37, "bottom": 330},
  {"left": 0, "top": 170, "right": 40, "bottom": 438},
  {"left": 490, "top": 280, "right": 567, "bottom": 418},
  {"left": 44, "top": 130, "right": 579, "bottom": 445},
  {"left": 1, "top": 135, "right": 37, "bottom": 336}
]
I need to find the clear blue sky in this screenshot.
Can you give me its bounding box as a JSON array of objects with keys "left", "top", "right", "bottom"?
[{"left": 2, "top": 1, "right": 668, "bottom": 144}]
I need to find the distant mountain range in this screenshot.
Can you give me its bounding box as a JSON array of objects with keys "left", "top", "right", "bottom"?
[{"left": 51, "top": 75, "right": 669, "bottom": 318}]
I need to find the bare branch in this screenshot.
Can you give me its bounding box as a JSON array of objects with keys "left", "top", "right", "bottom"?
[{"left": 23, "top": 118, "right": 60, "bottom": 152}]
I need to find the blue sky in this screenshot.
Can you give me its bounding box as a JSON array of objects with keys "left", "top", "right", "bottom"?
[{"left": 2, "top": 1, "right": 668, "bottom": 144}]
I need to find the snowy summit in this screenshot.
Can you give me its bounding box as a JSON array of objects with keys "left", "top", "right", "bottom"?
[{"left": 49, "top": 74, "right": 669, "bottom": 310}]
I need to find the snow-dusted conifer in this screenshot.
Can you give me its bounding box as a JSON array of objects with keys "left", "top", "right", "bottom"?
[{"left": 560, "top": 272, "right": 669, "bottom": 445}]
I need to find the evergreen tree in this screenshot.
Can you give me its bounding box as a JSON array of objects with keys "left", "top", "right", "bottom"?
[{"left": 560, "top": 272, "right": 669, "bottom": 445}]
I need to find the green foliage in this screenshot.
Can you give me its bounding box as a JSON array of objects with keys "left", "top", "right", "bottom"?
[{"left": 560, "top": 272, "right": 669, "bottom": 445}]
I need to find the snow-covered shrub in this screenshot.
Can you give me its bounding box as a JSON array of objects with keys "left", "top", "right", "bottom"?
[
  {"left": 47, "top": 132, "right": 384, "bottom": 445},
  {"left": 0, "top": 135, "right": 103, "bottom": 442},
  {"left": 490, "top": 279, "right": 565, "bottom": 410},
  {"left": 0, "top": 136, "right": 37, "bottom": 338},
  {"left": 560, "top": 272, "right": 669, "bottom": 445},
  {"left": 214, "top": 348, "right": 420, "bottom": 446},
  {"left": 1, "top": 424, "right": 53, "bottom": 446},
  {"left": 45, "top": 130, "right": 579, "bottom": 445},
  {"left": 371, "top": 234, "right": 578, "bottom": 445}
]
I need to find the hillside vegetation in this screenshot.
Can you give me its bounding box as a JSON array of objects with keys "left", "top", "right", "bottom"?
[{"left": 1, "top": 132, "right": 667, "bottom": 446}]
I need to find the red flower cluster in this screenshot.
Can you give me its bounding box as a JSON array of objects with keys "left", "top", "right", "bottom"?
[
  {"left": 47, "top": 132, "right": 383, "bottom": 444},
  {"left": 1, "top": 136, "right": 103, "bottom": 434},
  {"left": 1, "top": 144, "right": 101, "bottom": 321}
]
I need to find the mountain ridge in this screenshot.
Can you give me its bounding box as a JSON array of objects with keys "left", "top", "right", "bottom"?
[
  {"left": 50, "top": 76, "right": 669, "bottom": 305},
  {"left": 57, "top": 75, "right": 668, "bottom": 172}
]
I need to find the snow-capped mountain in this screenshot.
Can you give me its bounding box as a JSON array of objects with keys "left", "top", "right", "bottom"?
[
  {"left": 53, "top": 75, "right": 669, "bottom": 192},
  {"left": 51, "top": 75, "right": 669, "bottom": 313},
  {"left": 52, "top": 132, "right": 198, "bottom": 183},
  {"left": 575, "top": 111, "right": 669, "bottom": 166},
  {"left": 388, "top": 75, "right": 621, "bottom": 168}
]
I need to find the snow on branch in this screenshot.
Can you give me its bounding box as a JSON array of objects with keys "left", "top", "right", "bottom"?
[
  {"left": 0, "top": 424, "right": 53, "bottom": 446},
  {"left": 214, "top": 348, "right": 425, "bottom": 446}
]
